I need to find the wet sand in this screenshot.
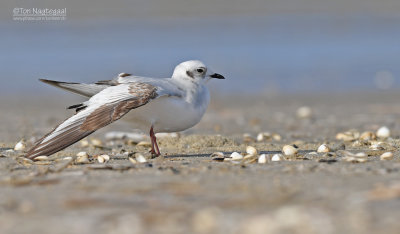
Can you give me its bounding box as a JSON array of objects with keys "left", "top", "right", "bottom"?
[{"left": 1, "top": 92, "right": 400, "bottom": 234}]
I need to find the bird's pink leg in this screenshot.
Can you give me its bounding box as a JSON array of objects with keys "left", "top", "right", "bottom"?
[{"left": 149, "top": 126, "right": 160, "bottom": 156}]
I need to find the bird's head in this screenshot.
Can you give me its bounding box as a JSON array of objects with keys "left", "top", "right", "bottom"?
[{"left": 172, "top": 60, "right": 224, "bottom": 84}]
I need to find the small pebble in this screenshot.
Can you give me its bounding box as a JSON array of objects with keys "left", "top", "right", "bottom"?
[
  {"left": 135, "top": 154, "right": 147, "bottom": 163},
  {"left": 296, "top": 106, "right": 312, "bottom": 119},
  {"left": 258, "top": 154, "right": 267, "bottom": 164},
  {"left": 76, "top": 154, "right": 90, "bottom": 164},
  {"left": 230, "top": 152, "right": 244, "bottom": 160},
  {"left": 282, "top": 145, "right": 298, "bottom": 156},
  {"left": 317, "top": 144, "right": 330, "bottom": 153},
  {"left": 380, "top": 152, "right": 394, "bottom": 160},
  {"left": 377, "top": 126, "right": 390, "bottom": 139},
  {"left": 14, "top": 140, "right": 26, "bottom": 151},
  {"left": 246, "top": 146, "right": 258, "bottom": 156},
  {"left": 271, "top": 154, "right": 284, "bottom": 161}
]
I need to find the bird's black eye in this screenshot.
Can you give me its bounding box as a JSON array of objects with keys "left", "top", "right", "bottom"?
[{"left": 197, "top": 68, "right": 204, "bottom": 73}]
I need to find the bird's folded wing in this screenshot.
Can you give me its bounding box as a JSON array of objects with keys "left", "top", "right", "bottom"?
[{"left": 26, "top": 83, "right": 158, "bottom": 159}]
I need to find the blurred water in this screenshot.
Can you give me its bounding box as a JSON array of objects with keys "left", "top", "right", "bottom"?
[{"left": 1, "top": 15, "right": 399, "bottom": 95}]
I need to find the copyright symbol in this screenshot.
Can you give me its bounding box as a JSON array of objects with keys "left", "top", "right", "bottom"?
[{"left": 13, "top": 8, "right": 19, "bottom": 14}]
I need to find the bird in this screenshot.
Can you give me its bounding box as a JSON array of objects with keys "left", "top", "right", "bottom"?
[{"left": 25, "top": 60, "right": 225, "bottom": 159}]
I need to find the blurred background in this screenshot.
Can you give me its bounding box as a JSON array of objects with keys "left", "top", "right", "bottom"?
[{"left": 1, "top": 0, "right": 400, "bottom": 96}]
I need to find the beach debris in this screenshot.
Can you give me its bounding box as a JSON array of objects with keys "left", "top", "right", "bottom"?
[
  {"left": 90, "top": 138, "right": 103, "bottom": 147},
  {"left": 76, "top": 151, "right": 89, "bottom": 158},
  {"left": 342, "top": 151, "right": 368, "bottom": 163},
  {"left": 296, "top": 106, "right": 312, "bottom": 119},
  {"left": 282, "top": 145, "right": 298, "bottom": 156},
  {"left": 380, "top": 152, "right": 394, "bottom": 160},
  {"left": 97, "top": 154, "right": 110, "bottom": 163},
  {"left": 246, "top": 146, "right": 258, "bottom": 156},
  {"left": 336, "top": 130, "right": 359, "bottom": 142},
  {"left": 33, "top": 155, "right": 49, "bottom": 161},
  {"left": 377, "top": 126, "right": 390, "bottom": 139},
  {"left": 271, "top": 154, "right": 284, "bottom": 161},
  {"left": 210, "top": 152, "right": 225, "bottom": 161},
  {"left": 136, "top": 141, "right": 152, "bottom": 147},
  {"left": 80, "top": 139, "right": 90, "bottom": 147},
  {"left": 226, "top": 152, "right": 243, "bottom": 161},
  {"left": 129, "top": 153, "right": 148, "bottom": 164},
  {"left": 370, "top": 142, "right": 385, "bottom": 150},
  {"left": 258, "top": 154, "right": 267, "bottom": 164},
  {"left": 317, "top": 144, "right": 331, "bottom": 153},
  {"left": 76, "top": 154, "right": 90, "bottom": 164},
  {"left": 14, "top": 140, "right": 26, "bottom": 151},
  {"left": 359, "top": 131, "right": 377, "bottom": 141},
  {"left": 272, "top": 133, "right": 282, "bottom": 141},
  {"left": 256, "top": 132, "right": 270, "bottom": 142},
  {"left": 243, "top": 133, "right": 255, "bottom": 143}
]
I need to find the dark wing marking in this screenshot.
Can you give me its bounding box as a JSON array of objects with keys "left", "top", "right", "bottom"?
[{"left": 26, "top": 83, "right": 158, "bottom": 159}]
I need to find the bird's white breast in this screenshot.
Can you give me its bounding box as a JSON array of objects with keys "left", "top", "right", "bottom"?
[{"left": 123, "top": 85, "right": 210, "bottom": 133}]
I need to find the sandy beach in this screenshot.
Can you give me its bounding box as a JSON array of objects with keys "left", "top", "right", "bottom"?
[{"left": 1, "top": 92, "right": 400, "bottom": 234}]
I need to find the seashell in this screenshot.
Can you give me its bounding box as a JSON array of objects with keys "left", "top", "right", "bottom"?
[
  {"left": 97, "top": 155, "right": 105, "bottom": 163},
  {"left": 272, "top": 133, "right": 282, "bottom": 141},
  {"left": 76, "top": 152, "right": 89, "bottom": 157},
  {"left": 380, "top": 152, "right": 393, "bottom": 160},
  {"left": 317, "top": 144, "right": 330, "bottom": 153},
  {"left": 230, "top": 152, "right": 243, "bottom": 160},
  {"left": 258, "top": 154, "right": 267, "bottom": 164},
  {"left": 370, "top": 142, "right": 385, "bottom": 150},
  {"left": 296, "top": 106, "right": 312, "bottom": 119},
  {"left": 376, "top": 126, "right": 390, "bottom": 139},
  {"left": 271, "top": 154, "right": 284, "bottom": 161},
  {"left": 336, "top": 130, "right": 359, "bottom": 142},
  {"left": 135, "top": 153, "right": 147, "bottom": 163},
  {"left": 282, "top": 145, "right": 298, "bottom": 156},
  {"left": 355, "top": 152, "right": 367, "bottom": 158},
  {"left": 211, "top": 152, "right": 224, "bottom": 158},
  {"left": 90, "top": 139, "right": 103, "bottom": 147},
  {"left": 128, "top": 157, "right": 137, "bottom": 164},
  {"left": 243, "top": 133, "right": 255, "bottom": 143},
  {"left": 100, "top": 154, "right": 110, "bottom": 162},
  {"left": 63, "top": 157, "right": 73, "bottom": 161},
  {"left": 34, "top": 155, "right": 49, "bottom": 161},
  {"left": 76, "top": 154, "right": 90, "bottom": 164},
  {"left": 14, "top": 140, "right": 26, "bottom": 151},
  {"left": 246, "top": 146, "right": 258, "bottom": 156},
  {"left": 256, "top": 132, "right": 271, "bottom": 142},
  {"left": 137, "top": 141, "right": 152, "bottom": 147},
  {"left": 359, "top": 131, "right": 377, "bottom": 141},
  {"left": 80, "top": 139, "right": 89, "bottom": 147}
]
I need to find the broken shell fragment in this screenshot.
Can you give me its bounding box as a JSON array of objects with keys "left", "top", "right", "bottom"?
[
  {"left": 282, "top": 145, "right": 298, "bottom": 156},
  {"left": 336, "top": 130, "right": 359, "bottom": 142},
  {"left": 34, "top": 155, "right": 49, "bottom": 161},
  {"left": 271, "top": 154, "right": 284, "bottom": 161},
  {"left": 76, "top": 154, "right": 90, "bottom": 164},
  {"left": 136, "top": 141, "right": 152, "bottom": 147},
  {"left": 317, "top": 144, "right": 331, "bottom": 153},
  {"left": 246, "top": 146, "right": 258, "bottom": 156},
  {"left": 258, "top": 154, "right": 267, "bottom": 164},
  {"left": 14, "top": 140, "right": 26, "bottom": 151},
  {"left": 90, "top": 139, "right": 103, "bottom": 147},
  {"left": 80, "top": 139, "right": 89, "bottom": 147},
  {"left": 135, "top": 154, "right": 147, "bottom": 163},
  {"left": 377, "top": 126, "right": 390, "bottom": 139},
  {"left": 76, "top": 152, "right": 89, "bottom": 157},
  {"left": 97, "top": 155, "right": 110, "bottom": 163},
  {"left": 380, "top": 152, "right": 394, "bottom": 160},
  {"left": 229, "top": 152, "right": 244, "bottom": 160},
  {"left": 359, "top": 131, "right": 377, "bottom": 141}
]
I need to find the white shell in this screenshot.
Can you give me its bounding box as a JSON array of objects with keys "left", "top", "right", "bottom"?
[
  {"left": 14, "top": 140, "right": 26, "bottom": 151},
  {"left": 317, "top": 144, "right": 330, "bottom": 153},
  {"left": 136, "top": 154, "right": 147, "bottom": 163},
  {"left": 246, "top": 146, "right": 258, "bottom": 156},
  {"left": 258, "top": 154, "right": 267, "bottom": 164},
  {"left": 76, "top": 154, "right": 90, "bottom": 163},
  {"left": 76, "top": 152, "right": 89, "bottom": 157},
  {"left": 359, "top": 131, "right": 376, "bottom": 141},
  {"left": 271, "top": 154, "right": 284, "bottom": 161},
  {"left": 34, "top": 155, "right": 49, "bottom": 161},
  {"left": 377, "top": 126, "right": 390, "bottom": 138},
  {"left": 97, "top": 155, "right": 105, "bottom": 163},
  {"left": 230, "top": 152, "right": 244, "bottom": 160},
  {"left": 80, "top": 139, "right": 89, "bottom": 147},
  {"left": 296, "top": 106, "right": 312, "bottom": 119},
  {"left": 90, "top": 139, "right": 103, "bottom": 146},
  {"left": 272, "top": 134, "right": 282, "bottom": 141},
  {"left": 282, "top": 145, "right": 298, "bottom": 156},
  {"left": 100, "top": 154, "right": 110, "bottom": 162},
  {"left": 137, "top": 141, "right": 152, "bottom": 147},
  {"left": 380, "top": 152, "right": 394, "bottom": 160}
]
